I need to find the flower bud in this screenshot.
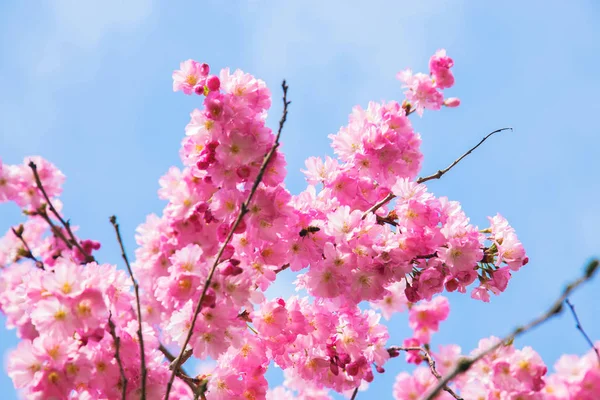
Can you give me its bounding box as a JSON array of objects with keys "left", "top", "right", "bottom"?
[
  {"left": 443, "top": 97, "right": 460, "bottom": 107},
  {"left": 206, "top": 75, "right": 220, "bottom": 92}
]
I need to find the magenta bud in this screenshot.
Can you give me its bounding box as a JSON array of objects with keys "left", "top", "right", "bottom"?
[
  {"left": 196, "top": 160, "right": 209, "bottom": 170},
  {"left": 329, "top": 362, "right": 339, "bottom": 376},
  {"left": 236, "top": 166, "right": 251, "bottom": 179},
  {"left": 338, "top": 353, "right": 351, "bottom": 366},
  {"left": 221, "top": 262, "right": 243, "bottom": 276},
  {"left": 222, "top": 245, "right": 235, "bottom": 260},
  {"left": 206, "top": 75, "right": 220, "bottom": 92},
  {"left": 404, "top": 284, "right": 422, "bottom": 303},
  {"left": 201, "top": 289, "right": 217, "bottom": 309},
  {"left": 207, "top": 141, "right": 219, "bottom": 151},
  {"left": 346, "top": 362, "right": 359, "bottom": 376},
  {"left": 388, "top": 348, "right": 400, "bottom": 358},
  {"left": 200, "top": 63, "right": 210, "bottom": 76},
  {"left": 365, "top": 370, "right": 374, "bottom": 383},
  {"left": 375, "top": 365, "right": 385, "bottom": 374},
  {"left": 445, "top": 279, "right": 459, "bottom": 292},
  {"left": 233, "top": 219, "right": 246, "bottom": 234}
]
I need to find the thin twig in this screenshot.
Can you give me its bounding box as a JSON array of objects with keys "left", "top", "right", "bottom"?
[
  {"left": 159, "top": 344, "right": 177, "bottom": 363},
  {"left": 362, "top": 127, "right": 511, "bottom": 219},
  {"left": 110, "top": 216, "right": 147, "bottom": 400},
  {"left": 565, "top": 298, "right": 600, "bottom": 365},
  {"left": 37, "top": 209, "right": 72, "bottom": 250},
  {"left": 158, "top": 345, "right": 199, "bottom": 394},
  {"left": 275, "top": 263, "right": 290, "bottom": 274},
  {"left": 417, "top": 128, "right": 512, "bottom": 184},
  {"left": 29, "top": 161, "right": 95, "bottom": 263},
  {"left": 11, "top": 226, "right": 44, "bottom": 269},
  {"left": 108, "top": 313, "right": 128, "bottom": 400},
  {"left": 169, "top": 349, "right": 193, "bottom": 371},
  {"left": 423, "top": 258, "right": 599, "bottom": 400},
  {"left": 164, "top": 80, "right": 291, "bottom": 400},
  {"left": 350, "top": 387, "right": 359, "bottom": 400},
  {"left": 387, "top": 346, "right": 462, "bottom": 399}
]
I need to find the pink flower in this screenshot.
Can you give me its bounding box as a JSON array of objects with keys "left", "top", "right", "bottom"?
[
  {"left": 253, "top": 299, "right": 288, "bottom": 337},
  {"left": 408, "top": 296, "right": 450, "bottom": 343},
  {"left": 7, "top": 340, "right": 42, "bottom": 388},
  {"left": 31, "top": 297, "right": 77, "bottom": 338},
  {"left": 429, "top": 49, "right": 455, "bottom": 89},
  {"left": 397, "top": 69, "right": 444, "bottom": 116},
  {"left": 173, "top": 59, "right": 209, "bottom": 95}
]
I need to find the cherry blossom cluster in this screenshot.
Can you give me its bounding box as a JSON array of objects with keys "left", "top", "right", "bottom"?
[
  {"left": 0, "top": 253, "right": 188, "bottom": 398},
  {"left": 200, "top": 296, "right": 389, "bottom": 398},
  {"left": 392, "top": 337, "right": 600, "bottom": 400},
  {"left": 0, "top": 50, "right": 594, "bottom": 400}
]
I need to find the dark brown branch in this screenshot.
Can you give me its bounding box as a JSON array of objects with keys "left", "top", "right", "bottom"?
[
  {"left": 159, "top": 344, "right": 177, "bottom": 363},
  {"left": 417, "top": 128, "right": 511, "bottom": 184},
  {"left": 387, "top": 346, "right": 462, "bottom": 399},
  {"left": 275, "top": 263, "right": 290, "bottom": 274},
  {"left": 158, "top": 345, "right": 199, "bottom": 394},
  {"left": 110, "top": 216, "right": 147, "bottom": 400},
  {"left": 37, "top": 208, "right": 72, "bottom": 250},
  {"left": 362, "top": 127, "right": 511, "bottom": 219},
  {"left": 108, "top": 313, "right": 128, "bottom": 400},
  {"left": 349, "top": 387, "right": 359, "bottom": 400},
  {"left": 11, "top": 226, "right": 44, "bottom": 269},
  {"left": 29, "top": 161, "right": 95, "bottom": 263},
  {"left": 169, "top": 348, "right": 193, "bottom": 371},
  {"left": 423, "top": 258, "right": 600, "bottom": 400},
  {"left": 164, "top": 80, "right": 291, "bottom": 400},
  {"left": 565, "top": 298, "right": 600, "bottom": 365}
]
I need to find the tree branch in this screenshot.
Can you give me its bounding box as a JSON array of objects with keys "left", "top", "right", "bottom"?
[
  {"left": 417, "top": 127, "right": 512, "bottom": 184},
  {"left": 29, "top": 161, "right": 95, "bottom": 263},
  {"left": 565, "top": 298, "right": 600, "bottom": 365},
  {"left": 11, "top": 226, "right": 44, "bottom": 269},
  {"left": 164, "top": 80, "right": 291, "bottom": 400},
  {"left": 110, "top": 216, "right": 147, "bottom": 400},
  {"left": 423, "top": 258, "right": 599, "bottom": 400},
  {"left": 108, "top": 313, "right": 128, "bottom": 400},
  {"left": 350, "top": 387, "right": 359, "bottom": 400},
  {"left": 362, "top": 127, "right": 512, "bottom": 219}
]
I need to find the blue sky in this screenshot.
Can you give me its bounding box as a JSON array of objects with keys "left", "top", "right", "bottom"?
[{"left": 1, "top": 1, "right": 599, "bottom": 398}]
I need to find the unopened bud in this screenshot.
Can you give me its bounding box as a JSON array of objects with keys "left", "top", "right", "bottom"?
[
  {"left": 443, "top": 97, "right": 461, "bottom": 107},
  {"left": 206, "top": 76, "right": 220, "bottom": 92}
]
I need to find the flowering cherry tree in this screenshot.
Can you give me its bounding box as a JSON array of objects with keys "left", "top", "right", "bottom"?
[{"left": 0, "top": 50, "right": 598, "bottom": 400}]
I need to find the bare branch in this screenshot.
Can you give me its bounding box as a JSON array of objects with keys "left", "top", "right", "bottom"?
[
  {"left": 423, "top": 258, "right": 600, "bottom": 400},
  {"left": 362, "top": 193, "right": 395, "bottom": 219},
  {"left": 275, "top": 263, "right": 290, "bottom": 274},
  {"left": 36, "top": 208, "right": 72, "bottom": 250},
  {"left": 566, "top": 298, "right": 600, "bottom": 365},
  {"left": 164, "top": 80, "right": 291, "bottom": 399},
  {"left": 29, "top": 161, "right": 95, "bottom": 263},
  {"left": 11, "top": 226, "right": 44, "bottom": 269},
  {"left": 108, "top": 313, "right": 128, "bottom": 400},
  {"left": 350, "top": 387, "right": 359, "bottom": 400},
  {"left": 362, "top": 127, "right": 511, "bottom": 218},
  {"left": 110, "top": 216, "right": 147, "bottom": 400},
  {"left": 159, "top": 344, "right": 177, "bottom": 363},
  {"left": 417, "top": 127, "right": 512, "bottom": 184},
  {"left": 169, "top": 349, "right": 193, "bottom": 371}
]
